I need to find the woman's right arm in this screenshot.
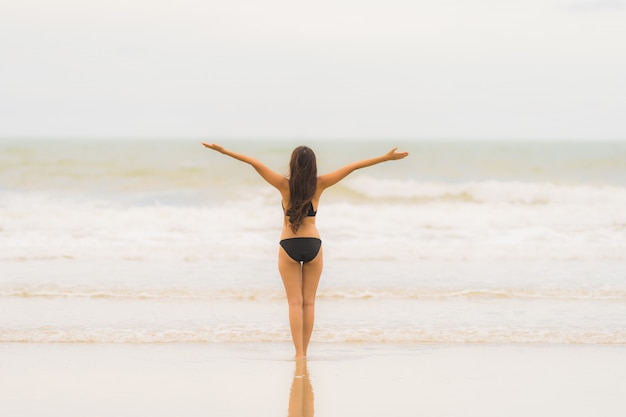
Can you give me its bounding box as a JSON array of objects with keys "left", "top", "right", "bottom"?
[
  {"left": 202, "top": 143, "right": 287, "bottom": 191},
  {"left": 318, "top": 147, "right": 409, "bottom": 190}
]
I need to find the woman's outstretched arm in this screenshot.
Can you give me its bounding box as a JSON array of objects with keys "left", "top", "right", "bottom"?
[
  {"left": 202, "top": 143, "right": 287, "bottom": 190},
  {"left": 318, "top": 147, "right": 408, "bottom": 190}
]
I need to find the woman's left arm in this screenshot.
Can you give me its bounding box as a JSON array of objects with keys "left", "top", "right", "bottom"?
[
  {"left": 202, "top": 143, "right": 287, "bottom": 190},
  {"left": 318, "top": 147, "right": 409, "bottom": 190}
]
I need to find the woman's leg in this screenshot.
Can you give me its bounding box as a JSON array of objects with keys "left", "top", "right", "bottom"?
[
  {"left": 301, "top": 247, "right": 323, "bottom": 356},
  {"left": 279, "top": 247, "right": 305, "bottom": 358}
]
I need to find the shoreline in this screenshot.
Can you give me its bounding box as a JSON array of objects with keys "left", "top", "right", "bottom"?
[{"left": 2, "top": 342, "right": 625, "bottom": 417}]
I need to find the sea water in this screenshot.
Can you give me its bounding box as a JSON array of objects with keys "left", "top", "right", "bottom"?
[{"left": 1, "top": 139, "right": 625, "bottom": 344}]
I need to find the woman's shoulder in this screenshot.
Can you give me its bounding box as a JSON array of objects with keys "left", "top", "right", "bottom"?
[
  {"left": 276, "top": 176, "right": 289, "bottom": 190},
  {"left": 316, "top": 175, "right": 331, "bottom": 192}
]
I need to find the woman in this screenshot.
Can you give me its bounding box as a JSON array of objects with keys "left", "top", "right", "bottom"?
[{"left": 202, "top": 143, "right": 409, "bottom": 358}]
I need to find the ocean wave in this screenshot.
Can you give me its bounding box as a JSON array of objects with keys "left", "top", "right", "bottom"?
[
  {"left": 3, "top": 285, "right": 625, "bottom": 302},
  {"left": 5, "top": 177, "right": 626, "bottom": 208},
  {"left": 340, "top": 176, "right": 626, "bottom": 205},
  {"left": 1, "top": 326, "right": 624, "bottom": 345},
  {"left": 2, "top": 180, "right": 626, "bottom": 263}
]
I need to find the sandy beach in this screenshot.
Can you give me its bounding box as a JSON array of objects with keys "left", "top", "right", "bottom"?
[
  {"left": 2, "top": 141, "right": 625, "bottom": 416},
  {"left": 2, "top": 342, "right": 625, "bottom": 417}
]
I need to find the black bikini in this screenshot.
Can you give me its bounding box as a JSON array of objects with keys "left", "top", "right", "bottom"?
[
  {"left": 280, "top": 237, "right": 322, "bottom": 263},
  {"left": 280, "top": 201, "right": 322, "bottom": 263}
]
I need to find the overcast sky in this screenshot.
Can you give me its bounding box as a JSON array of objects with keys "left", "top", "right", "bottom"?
[{"left": 1, "top": 0, "right": 625, "bottom": 140}]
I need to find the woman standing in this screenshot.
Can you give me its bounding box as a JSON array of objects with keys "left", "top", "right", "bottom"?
[{"left": 202, "top": 143, "right": 408, "bottom": 358}]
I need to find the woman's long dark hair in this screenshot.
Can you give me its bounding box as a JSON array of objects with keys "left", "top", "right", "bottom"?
[{"left": 286, "top": 146, "right": 317, "bottom": 233}]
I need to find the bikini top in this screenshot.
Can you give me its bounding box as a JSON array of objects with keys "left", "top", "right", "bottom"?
[{"left": 282, "top": 201, "right": 317, "bottom": 217}]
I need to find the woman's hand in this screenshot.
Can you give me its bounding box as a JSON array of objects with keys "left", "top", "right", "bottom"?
[
  {"left": 201, "top": 142, "right": 225, "bottom": 153},
  {"left": 385, "top": 147, "right": 409, "bottom": 161}
]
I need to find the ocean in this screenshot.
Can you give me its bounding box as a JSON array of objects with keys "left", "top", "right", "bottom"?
[{"left": 1, "top": 139, "right": 625, "bottom": 345}]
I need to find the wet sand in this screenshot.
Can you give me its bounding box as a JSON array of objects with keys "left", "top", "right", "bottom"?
[{"left": 2, "top": 343, "right": 625, "bottom": 417}]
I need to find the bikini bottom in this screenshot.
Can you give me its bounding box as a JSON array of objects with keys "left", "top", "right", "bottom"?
[{"left": 279, "top": 238, "right": 322, "bottom": 263}]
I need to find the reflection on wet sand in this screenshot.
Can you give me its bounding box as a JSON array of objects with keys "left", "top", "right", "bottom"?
[{"left": 288, "top": 359, "right": 314, "bottom": 417}]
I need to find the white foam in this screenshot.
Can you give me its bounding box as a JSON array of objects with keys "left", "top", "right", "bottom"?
[
  {"left": 342, "top": 175, "right": 626, "bottom": 205},
  {"left": 2, "top": 179, "right": 626, "bottom": 262},
  {"left": 2, "top": 284, "right": 625, "bottom": 302},
  {"left": 1, "top": 326, "right": 624, "bottom": 345}
]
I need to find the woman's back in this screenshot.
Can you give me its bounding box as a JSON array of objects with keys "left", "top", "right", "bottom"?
[{"left": 280, "top": 187, "right": 321, "bottom": 240}]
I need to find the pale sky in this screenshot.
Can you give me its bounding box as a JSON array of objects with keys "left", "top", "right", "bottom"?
[{"left": 1, "top": 0, "right": 625, "bottom": 140}]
